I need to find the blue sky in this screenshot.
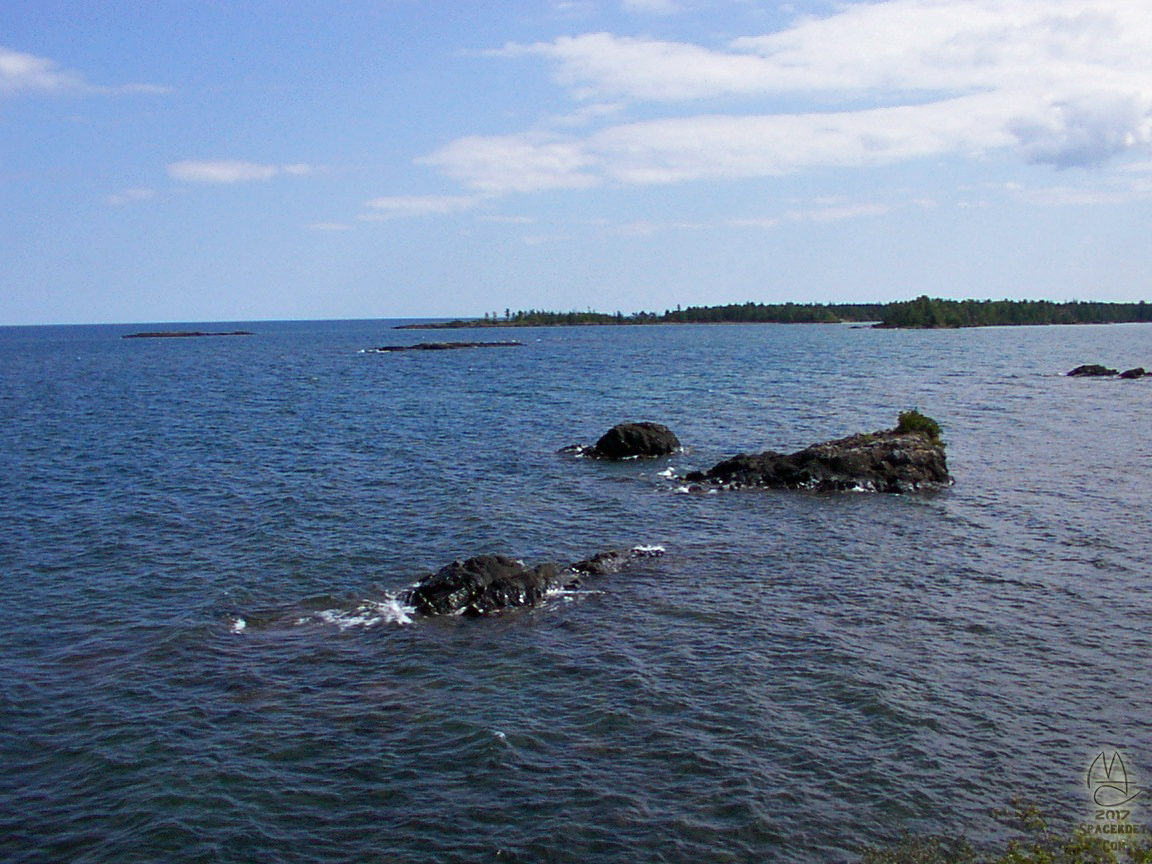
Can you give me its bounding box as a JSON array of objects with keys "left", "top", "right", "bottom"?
[{"left": 3, "top": 0, "right": 1152, "bottom": 325}]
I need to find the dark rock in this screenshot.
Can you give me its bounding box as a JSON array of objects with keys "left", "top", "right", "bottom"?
[
  {"left": 122, "top": 330, "right": 254, "bottom": 339},
  {"left": 1068, "top": 364, "right": 1118, "bottom": 377},
  {"left": 367, "top": 341, "right": 523, "bottom": 352},
  {"left": 401, "top": 547, "right": 663, "bottom": 616},
  {"left": 571, "top": 546, "right": 664, "bottom": 576},
  {"left": 684, "top": 424, "right": 950, "bottom": 493},
  {"left": 1119, "top": 367, "right": 1146, "bottom": 379},
  {"left": 572, "top": 422, "right": 681, "bottom": 459},
  {"left": 403, "top": 555, "right": 553, "bottom": 616}
]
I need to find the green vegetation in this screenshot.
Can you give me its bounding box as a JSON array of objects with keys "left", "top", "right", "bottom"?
[
  {"left": 659, "top": 301, "right": 888, "bottom": 324},
  {"left": 412, "top": 303, "right": 878, "bottom": 328},
  {"left": 896, "top": 409, "right": 944, "bottom": 444},
  {"left": 861, "top": 802, "right": 1152, "bottom": 864},
  {"left": 876, "top": 296, "right": 1152, "bottom": 329},
  {"left": 400, "top": 297, "right": 1152, "bottom": 330}
]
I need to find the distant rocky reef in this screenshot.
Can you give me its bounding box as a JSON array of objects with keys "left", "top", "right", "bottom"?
[
  {"left": 683, "top": 411, "right": 950, "bottom": 493},
  {"left": 364, "top": 341, "right": 523, "bottom": 353},
  {"left": 122, "top": 330, "right": 254, "bottom": 339},
  {"left": 1067, "top": 364, "right": 1146, "bottom": 379}
]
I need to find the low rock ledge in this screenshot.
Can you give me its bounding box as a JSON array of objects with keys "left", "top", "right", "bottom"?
[
  {"left": 683, "top": 413, "right": 950, "bottom": 494},
  {"left": 1067, "top": 364, "right": 1148, "bottom": 379},
  {"left": 401, "top": 547, "right": 664, "bottom": 616},
  {"left": 1068, "top": 364, "right": 1119, "bottom": 377}
]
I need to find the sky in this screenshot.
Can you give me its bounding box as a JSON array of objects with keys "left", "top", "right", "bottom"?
[{"left": 3, "top": 0, "right": 1152, "bottom": 325}]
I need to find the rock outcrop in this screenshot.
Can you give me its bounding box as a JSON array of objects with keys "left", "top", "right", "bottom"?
[
  {"left": 1068, "top": 364, "right": 1119, "bottom": 377},
  {"left": 401, "top": 547, "right": 664, "bottom": 616},
  {"left": 1066, "top": 364, "right": 1148, "bottom": 379},
  {"left": 562, "top": 422, "right": 681, "bottom": 459},
  {"left": 684, "top": 416, "right": 950, "bottom": 493}
]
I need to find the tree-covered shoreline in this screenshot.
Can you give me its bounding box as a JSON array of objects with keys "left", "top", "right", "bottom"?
[
  {"left": 397, "top": 296, "right": 1152, "bottom": 330},
  {"left": 877, "top": 296, "right": 1152, "bottom": 328}
]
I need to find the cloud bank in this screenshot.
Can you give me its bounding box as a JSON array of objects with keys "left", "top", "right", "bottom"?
[
  {"left": 167, "top": 161, "right": 315, "bottom": 184},
  {"left": 363, "top": 194, "right": 480, "bottom": 218},
  {"left": 428, "top": 0, "right": 1152, "bottom": 194}
]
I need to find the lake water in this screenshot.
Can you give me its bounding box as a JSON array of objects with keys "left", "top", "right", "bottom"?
[{"left": 2, "top": 319, "right": 1150, "bottom": 863}]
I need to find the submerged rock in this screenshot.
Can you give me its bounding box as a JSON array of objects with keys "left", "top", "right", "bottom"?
[
  {"left": 401, "top": 547, "right": 664, "bottom": 616},
  {"left": 1068, "top": 364, "right": 1118, "bottom": 377},
  {"left": 684, "top": 415, "right": 950, "bottom": 493},
  {"left": 562, "top": 422, "right": 681, "bottom": 459}
]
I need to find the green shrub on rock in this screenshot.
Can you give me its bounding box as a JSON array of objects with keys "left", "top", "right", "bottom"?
[{"left": 896, "top": 409, "right": 944, "bottom": 444}]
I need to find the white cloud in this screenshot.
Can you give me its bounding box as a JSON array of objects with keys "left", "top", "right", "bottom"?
[
  {"left": 167, "top": 160, "right": 315, "bottom": 183},
  {"left": 519, "top": 2, "right": 1152, "bottom": 104},
  {"left": 0, "top": 47, "right": 82, "bottom": 92},
  {"left": 455, "top": 0, "right": 1152, "bottom": 194},
  {"left": 107, "top": 187, "right": 157, "bottom": 206},
  {"left": 521, "top": 233, "right": 569, "bottom": 245},
  {"left": 1012, "top": 185, "right": 1131, "bottom": 206},
  {"left": 786, "top": 201, "right": 890, "bottom": 222},
  {"left": 1118, "top": 160, "right": 1152, "bottom": 174},
  {"left": 1, "top": 46, "right": 168, "bottom": 95},
  {"left": 1008, "top": 91, "right": 1152, "bottom": 167},
  {"left": 1009, "top": 164, "right": 1152, "bottom": 205},
  {"left": 421, "top": 133, "right": 600, "bottom": 192},
  {"left": 362, "top": 195, "right": 480, "bottom": 218},
  {"left": 428, "top": 92, "right": 1018, "bottom": 192},
  {"left": 502, "top": 33, "right": 775, "bottom": 102},
  {"left": 728, "top": 217, "right": 782, "bottom": 229},
  {"left": 482, "top": 214, "right": 537, "bottom": 224}
]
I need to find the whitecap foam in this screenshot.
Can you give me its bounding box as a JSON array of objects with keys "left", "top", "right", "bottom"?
[
  {"left": 673, "top": 484, "right": 717, "bottom": 495},
  {"left": 630, "top": 545, "right": 665, "bottom": 556},
  {"left": 307, "top": 597, "right": 413, "bottom": 630},
  {"left": 230, "top": 616, "right": 247, "bottom": 634}
]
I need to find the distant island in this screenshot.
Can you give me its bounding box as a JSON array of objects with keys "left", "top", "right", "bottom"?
[
  {"left": 122, "top": 330, "right": 255, "bottom": 339},
  {"left": 398, "top": 296, "right": 1152, "bottom": 330}
]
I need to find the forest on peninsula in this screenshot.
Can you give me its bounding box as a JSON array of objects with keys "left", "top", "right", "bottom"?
[{"left": 403, "top": 296, "right": 1152, "bottom": 330}]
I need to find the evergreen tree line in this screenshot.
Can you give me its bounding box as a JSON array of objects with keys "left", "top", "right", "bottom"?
[
  {"left": 424, "top": 297, "right": 1152, "bottom": 329},
  {"left": 875, "top": 296, "right": 1152, "bottom": 328}
]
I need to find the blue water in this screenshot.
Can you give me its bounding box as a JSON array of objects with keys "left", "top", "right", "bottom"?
[{"left": 2, "top": 319, "right": 1150, "bottom": 863}]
